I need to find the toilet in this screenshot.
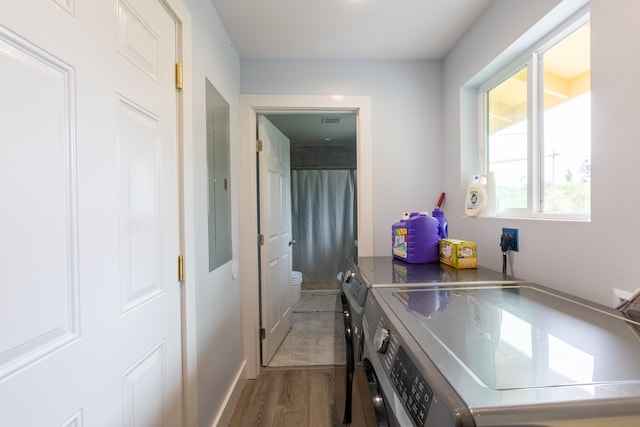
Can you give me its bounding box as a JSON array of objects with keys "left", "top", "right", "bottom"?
[{"left": 291, "top": 271, "right": 303, "bottom": 303}]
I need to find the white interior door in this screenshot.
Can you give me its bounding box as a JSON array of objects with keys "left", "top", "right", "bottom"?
[
  {"left": 258, "top": 115, "right": 293, "bottom": 366},
  {"left": 0, "top": 1, "right": 183, "bottom": 426}
]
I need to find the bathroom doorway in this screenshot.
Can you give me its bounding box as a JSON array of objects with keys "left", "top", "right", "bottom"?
[
  {"left": 263, "top": 112, "right": 356, "bottom": 367},
  {"left": 265, "top": 113, "right": 357, "bottom": 291},
  {"left": 239, "top": 94, "right": 373, "bottom": 377}
]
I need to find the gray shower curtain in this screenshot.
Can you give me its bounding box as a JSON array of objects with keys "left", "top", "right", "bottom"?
[{"left": 291, "top": 169, "right": 357, "bottom": 284}]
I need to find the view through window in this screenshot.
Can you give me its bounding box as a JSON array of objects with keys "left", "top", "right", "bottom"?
[{"left": 485, "top": 18, "right": 590, "bottom": 218}]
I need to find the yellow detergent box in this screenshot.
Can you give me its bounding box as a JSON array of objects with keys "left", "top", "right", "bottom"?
[{"left": 439, "top": 238, "right": 477, "bottom": 269}]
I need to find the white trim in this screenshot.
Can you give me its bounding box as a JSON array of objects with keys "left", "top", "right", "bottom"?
[
  {"left": 239, "top": 94, "right": 373, "bottom": 378},
  {"left": 160, "top": 0, "right": 196, "bottom": 426},
  {"left": 477, "top": 6, "right": 591, "bottom": 221},
  {"left": 210, "top": 361, "right": 247, "bottom": 427}
]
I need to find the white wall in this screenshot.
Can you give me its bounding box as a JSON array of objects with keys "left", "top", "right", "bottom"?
[
  {"left": 241, "top": 59, "right": 443, "bottom": 255},
  {"left": 443, "top": 0, "right": 640, "bottom": 305},
  {"left": 182, "top": 0, "right": 243, "bottom": 426}
]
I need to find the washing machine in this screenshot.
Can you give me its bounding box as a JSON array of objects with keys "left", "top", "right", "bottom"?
[
  {"left": 334, "top": 256, "right": 521, "bottom": 425},
  {"left": 361, "top": 283, "right": 640, "bottom": 426}
]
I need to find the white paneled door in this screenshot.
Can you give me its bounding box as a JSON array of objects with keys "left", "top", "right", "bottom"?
[
  {"left": 258, "top": 116, "right": 293, "bottom": 366},
  {"left": 0, "top": 1, "right": 183, "bottom": 426}
]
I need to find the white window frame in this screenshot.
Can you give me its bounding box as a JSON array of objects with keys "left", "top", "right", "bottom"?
[{"left": 478, "top": 8, "right": 591, "bottom": 221}]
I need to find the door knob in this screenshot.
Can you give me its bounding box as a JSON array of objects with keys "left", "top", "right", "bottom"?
[{"left": 289, "top": 240, "right": 296, "bottom": 246}]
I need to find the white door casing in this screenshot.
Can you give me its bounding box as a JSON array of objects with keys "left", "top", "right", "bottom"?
[
  {"left": 258, "top": 115, "right": 293, "bottom": 366},
  {"left": 239, "top": 95, "right": 373, "bottom": 378},
  {"left": 0, "top": 0, "right": 184, "bottom": 425}
]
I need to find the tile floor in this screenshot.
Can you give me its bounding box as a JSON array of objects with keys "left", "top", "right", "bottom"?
[{"left": 268, "top": 290, "right": 345, "bottom": 367}]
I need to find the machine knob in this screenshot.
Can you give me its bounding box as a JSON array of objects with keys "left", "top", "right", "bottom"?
[
  {"left": 374, "top": 327, "right": 390, "bottom": 354},
  {"left": 344, "top": 270, "right": 355, "bottom": 283}
]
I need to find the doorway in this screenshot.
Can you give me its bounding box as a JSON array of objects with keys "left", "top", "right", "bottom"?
[
  {"left": 265, "top": 113, "right": 358, "bottom": 290},
  {"left": 239, "top": 94, "right": 373, "bottom": 378},
  {"left": 261, "top": 113, "right": 357, "bottom": 367}
]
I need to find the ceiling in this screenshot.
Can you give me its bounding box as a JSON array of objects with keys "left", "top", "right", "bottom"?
[
  {"left": 264, "top": 113, "right": 357, "bottom": 148},
  {"left": 211, "top": 0, "right": 494, "bottom": 146},
  {"left": 210, "top": 0, "right": 493, "bottom": 60}
]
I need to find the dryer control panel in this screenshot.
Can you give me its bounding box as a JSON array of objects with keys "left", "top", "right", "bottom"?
[{"left": 390, "top": 345, "right": 433, "bottom": 426}]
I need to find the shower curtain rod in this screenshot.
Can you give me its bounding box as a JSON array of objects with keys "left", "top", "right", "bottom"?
[{"left": 290, "top": 166, "right": 356, "bottom": 171}]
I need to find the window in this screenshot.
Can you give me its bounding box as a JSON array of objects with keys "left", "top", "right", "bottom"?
[{"left": 481, "top": 12, "right": 590, "bottom": 219}]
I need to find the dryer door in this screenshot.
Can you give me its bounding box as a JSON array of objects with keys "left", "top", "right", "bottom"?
[
  {"left": 334, "top": 292, "right": 353, "bottom": 424},
  {"left": 355, "top": 358, "right": 392, "bottom": 426}
]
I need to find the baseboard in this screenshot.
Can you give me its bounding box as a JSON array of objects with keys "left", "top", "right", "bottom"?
[{"left": 211, "top": 360, "right": 247, "bottom": 427}]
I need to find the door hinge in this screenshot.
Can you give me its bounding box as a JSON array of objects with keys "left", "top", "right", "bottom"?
[
  {"left": 175, "top": 62, "right": 183, "bottom": 90},
  {"left": 256, "top": 139, "right": 263, "bottom": 152},
  {"left": 259, "top": 328, "right": 266, "bottom": 340},
  {"left": 257, "top": 234, "right": 264, "bottom": 246},
  {"left": 178, "top": 254, "right": 185, "bottom": 281}
]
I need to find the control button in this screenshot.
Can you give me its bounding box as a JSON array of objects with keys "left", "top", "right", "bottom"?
[{"left": 374, "top": 327, "right": 390, "bottom": 354}]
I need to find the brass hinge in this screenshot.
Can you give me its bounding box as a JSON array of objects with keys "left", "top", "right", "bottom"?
[
  {"left": 175, "top": 62, "right": 183, "bottom": 90},
  {"left": 257, "top": 234, "right": 264, "bottom": 246},
  {"left": 256, "top": 139, "right": 263, "bottom": 152},
  {"left": 259, "top": 328, "right": 266, "bottom": 340},
  {"left": 178, "top": 254, "right": 185, "bottom": 281}
]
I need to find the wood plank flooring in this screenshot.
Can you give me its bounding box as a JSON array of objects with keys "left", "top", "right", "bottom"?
[
  {"left": 228, "top": 366, "right": 338, "bottom": 427},
  {"left": 228, "top": 291, "right": 377, "bottom": 426}
]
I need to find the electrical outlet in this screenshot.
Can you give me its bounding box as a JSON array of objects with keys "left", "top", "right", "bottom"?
[{"left": 502, "top": 228, "right": 519, "bottom": 251}]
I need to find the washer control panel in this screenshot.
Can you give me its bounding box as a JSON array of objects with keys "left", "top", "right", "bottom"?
[
  {"left": 390, "top": 345, "right": 433, "bottom": 427},
  {"left": 342, "top": 269, "right": 367, "bottom": 306}
]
